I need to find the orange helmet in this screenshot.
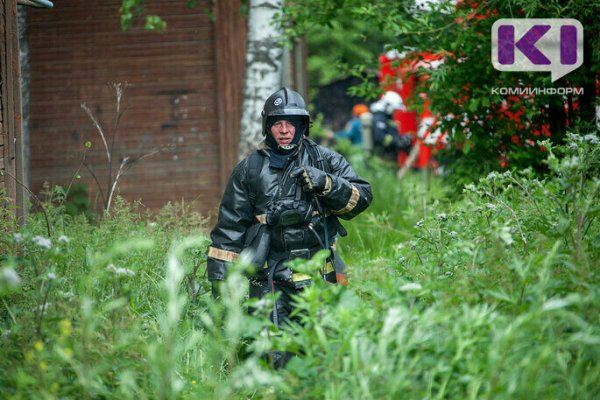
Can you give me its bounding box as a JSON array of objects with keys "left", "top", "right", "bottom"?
[{"left": 352, "top": 104, "right": 369, "bottom": 117}]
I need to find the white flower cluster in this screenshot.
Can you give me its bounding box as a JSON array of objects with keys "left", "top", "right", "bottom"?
[
  {"left": 58, "top": 235, "right": 70, "bottom": 243},
  {"left": 399, "top": 282, "right": 422, "bottom": 292},
  {"left": 584, "top": 134, "right": 599, "bottom": 144},
  {"left": 486, "top": 171, "right": 499, "bottom": 180},
  {"left": 566, "top": 132, "right": 599, "bottom": 145},
  {"left": 106, "top": 263, "right": 136, "bottom": 277},
  {"left": 415, "top": 219, "right": 425, "bottom": 228},
  {"left": 13, "top": 233, "right": 23, "bottom": 243},
  {"left": 32, "top": 236, "right": 52, "bottom": 249},
  {"left": 1, "top": 267, "right": 21, "bottom": 288},
  {"left": 486, "top": 203, "right": 497, "bottom": 211},
  {"left": 463, "top": 183, "right": 477, "bottom": 193}
]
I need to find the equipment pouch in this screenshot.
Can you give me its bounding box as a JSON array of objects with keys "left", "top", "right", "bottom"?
[{"left": 267, "top": 198, "right": 312, "bottom": 227}]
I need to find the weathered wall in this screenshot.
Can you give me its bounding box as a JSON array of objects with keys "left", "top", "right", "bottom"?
[{"left": 26, "top": 0, "right": 245, "bottom": 215}]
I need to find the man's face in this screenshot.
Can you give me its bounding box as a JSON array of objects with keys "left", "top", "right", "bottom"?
[{"left": 270, "top": 119, "right": 296, "bottom": 147}]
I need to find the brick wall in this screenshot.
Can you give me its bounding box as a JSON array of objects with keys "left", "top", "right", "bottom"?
[{"left": 26, "top": 0, "right": 240, "bottom": 216}]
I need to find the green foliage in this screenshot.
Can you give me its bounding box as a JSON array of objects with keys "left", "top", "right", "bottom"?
[
  {"left": 1, "top": 134, "right": 599, "bottom": 398},
  {"left": 120, "top": 0, "right": 167, "bottom": 31},
  {"left": 270, "top": 129, "right": 600, "bottom": 399},
  {"left": 281, "top": 0, "right": 600, "bottom": 184},
  {"left": 306, "top": 18, "right": 393, "bottom": 87}
]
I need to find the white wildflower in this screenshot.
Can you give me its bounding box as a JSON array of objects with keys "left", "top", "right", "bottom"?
[
  {"left": 1, "top": 267, "right": 21, "bottom": 288},
  {"left": 437, "top": 213, "right": 448, "bottom": 221},
  {"left": 584, "top": 134, "right": 599, "bottom": 145},
  {"left": 398, "top": 256, "right": 407, "bottom": 263},
  {"left": 13, "top": 233, "right": 23, "bottom": 243},
  {"left": 415, "top": 219, "right": 424, "bottom": 229},
  {"left": 399, "top": 282, "right": 422, "bottom": 292},
  {"left": 148, "top": 222, "right": 157, "bottom": 228},
  {"left": 463, "top": 183, "right": 477, "bottom": 193},
  {"left": 486, "top": 171, "right": 498, "bottom": 180},
  {"left": 32, "top": 236, "right": 52, "bottom": 249},
  {"left": 106, "top": 263, "right": 136, "bottom": 277},
  {"left": 449, "top": 231, "right": 458, "bottom": 239},
  {"left": 562, "top": 156, "right": 579, "bottom": 169},
  {"left": 486, "top": 203, "right": 497, "bottom": 211},
  {"left": 569, "top": 142, "right": 578, "bottom": 151},
  {"left": 60, "top": 291, "right": 76, "bottom": 300},
  {"left": 58, "top": 235, "right": 70, "bottom": 243}
]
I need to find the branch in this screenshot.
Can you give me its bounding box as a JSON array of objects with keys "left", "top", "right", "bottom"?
[
  {"left": 1, "top": 170, "right": 52, "bottom": 237},
  {"left": 82, "top": 162, "right": 107, "bottom": 207},
  {"left": 105, "top": 146, "right": 167, "bottom": 213},
  {"left": 81, "top": 103, "right": 111, "bottom": 163}
]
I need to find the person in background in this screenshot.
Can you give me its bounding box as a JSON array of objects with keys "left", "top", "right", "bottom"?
[
  {"left": 370, "top": 91, "right": 412, "bottom": 161},
  {"left": 206, "top": 87, "right": 373, "bottom": 368},
  {"left": 334, "top": 104, "right": 370, "bottom": 147}
]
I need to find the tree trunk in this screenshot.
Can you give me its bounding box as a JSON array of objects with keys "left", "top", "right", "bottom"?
[
  {"left": 238, "top": 0, "right": 284, "bottom": 160},
  {"left": 18, "top": 5, "right": 29, "bottom": 191}
]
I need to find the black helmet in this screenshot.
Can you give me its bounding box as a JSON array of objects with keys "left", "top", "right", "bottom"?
[{"left": 261, "top": 87, "right": 310, "bottom": 136}]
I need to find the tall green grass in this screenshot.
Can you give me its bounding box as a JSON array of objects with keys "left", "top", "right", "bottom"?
[{"left": 1, "top": 133, "right": 599, "bottom": 399}]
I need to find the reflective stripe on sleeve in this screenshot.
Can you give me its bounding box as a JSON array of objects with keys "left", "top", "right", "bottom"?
[
  {"left": 333, "top": 185, "right": 360, "bottom": 215},
  {"left": 208, "top": 246, "right": 239, "bottom": 262},
  {"left": 256, "top": 214, "right": 267, "bottom": 224}
]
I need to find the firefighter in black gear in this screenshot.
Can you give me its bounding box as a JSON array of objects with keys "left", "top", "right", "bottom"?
[
  {"left": 370, "top": 91, "right": 412, "bottom": 160},
  {"left": 206, "top": 87, "right": 372, "bottom": 351}
]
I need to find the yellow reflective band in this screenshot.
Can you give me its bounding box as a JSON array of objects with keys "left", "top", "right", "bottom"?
[
  {"left": 326, "top": 261, "right": 334, "bottom": 273},
  {"left": 207, "top": 246, "right": 239, "bottom": 262},
  {"left": 322, "top": 176, "right": 333, "bottom": 195},
  {"left": 291, "top": 262, "right": 333, "bottom": 282},
  {"left": 256, "top": 214, "right": 267, "bottom": 224},
  {"left": 333, "top": 185, "right": 360, "bottom": 215},
  {"left": 292, "top": 273, "right": 311, "bottom": 282}
]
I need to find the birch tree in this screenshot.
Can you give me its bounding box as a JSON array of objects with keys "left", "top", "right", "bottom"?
[{"left": 238, "top": 0, "right": 285, "bottom": 159}]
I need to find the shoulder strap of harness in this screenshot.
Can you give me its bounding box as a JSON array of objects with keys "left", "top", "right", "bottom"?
[
  {"left": 246, "top": 150, "right": 265, "bottom": 205},
  {"left": 304, "top": 139, "right": 330, "bottom": 173},
  {"left": 303, "top": 139, "right": 347, "bottom": 237}
]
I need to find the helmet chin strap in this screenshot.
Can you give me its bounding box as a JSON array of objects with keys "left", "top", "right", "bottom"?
[{"left": 278, "top": 143, "right": 296, "bottom": 151}]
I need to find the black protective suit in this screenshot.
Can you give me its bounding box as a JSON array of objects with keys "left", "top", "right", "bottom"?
[
  {"left": 207, "top": 137, "right": 372, "bottom": 325},
  {"left": 372, "top": 110, "right": 412, "bottom": 160}
]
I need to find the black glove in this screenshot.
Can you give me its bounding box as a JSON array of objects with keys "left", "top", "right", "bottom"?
[{"left": 290, "top": 166, "right": 328, "bottom": 193}]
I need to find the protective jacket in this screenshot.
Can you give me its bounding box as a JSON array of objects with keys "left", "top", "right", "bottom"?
[
  {"left": 207, "top": 138, "right": 372, "bottom": 282},
  {"left": 371, "top": 110, "right": 411, "bottom": 159}
]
